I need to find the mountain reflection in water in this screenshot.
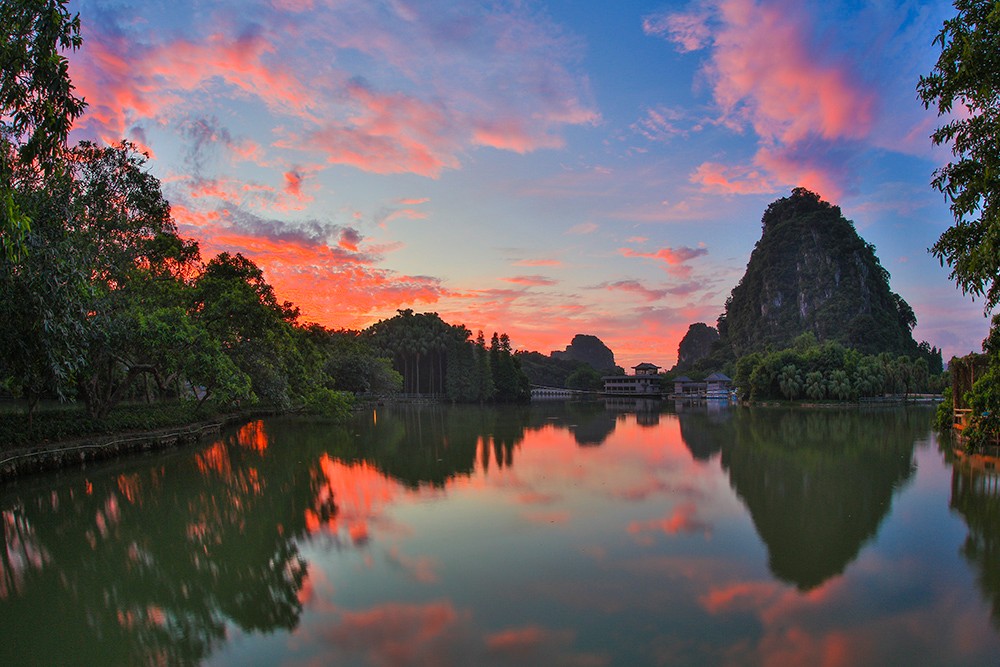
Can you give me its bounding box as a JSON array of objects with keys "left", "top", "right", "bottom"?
[{"left": 1, "top": 402, "right": 998, "bottom": 666}]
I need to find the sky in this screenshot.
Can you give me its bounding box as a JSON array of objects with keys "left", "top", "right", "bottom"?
[{"left": 64, "top": 0, "right": 990, "bottom": 369}]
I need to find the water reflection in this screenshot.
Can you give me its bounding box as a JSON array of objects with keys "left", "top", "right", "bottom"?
[
  {"left": 0, "top": 421, "right": 315, "bottom": 666},
  {"left": 949, "top": 449, "right": 1000, "bottom": 628},
  {"left": 701, "top": 407, "right": 924, "bottom": 590},
  {"left": 1, "top": 403, "right": 998, "bottom": 665}
]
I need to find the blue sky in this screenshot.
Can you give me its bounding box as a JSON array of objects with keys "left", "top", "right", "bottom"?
[{"left": 66, "top": 0, "right": 987, "bottom": 367}]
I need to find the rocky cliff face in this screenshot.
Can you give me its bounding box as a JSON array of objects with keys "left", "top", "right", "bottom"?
[
  {"left": 674, "top": 323, "right": 719, "bottom": 371},
  {"left": 719, "top": 189, "right": 918, "bottom": 357},
  {"left": 551, "top": 334, "right": 616, "bottom": 371}
]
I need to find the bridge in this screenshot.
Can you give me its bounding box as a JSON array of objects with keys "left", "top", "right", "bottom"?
[{"left": 530, "top": 385, "right": 597, "bottom": 399}]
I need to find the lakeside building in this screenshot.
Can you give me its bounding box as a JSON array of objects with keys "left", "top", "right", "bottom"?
[
  {"left": 603, "top": 363, "right": 663, "bottom": 396},
  {"left": 671, "top": 373, "right": 734, "bottom": 399}
]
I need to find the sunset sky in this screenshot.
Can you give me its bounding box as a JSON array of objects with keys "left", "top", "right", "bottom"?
[{"left": 65, "top": 0, "right": 988, "bottom": 369}]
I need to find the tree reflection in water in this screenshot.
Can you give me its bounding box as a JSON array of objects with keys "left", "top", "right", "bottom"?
[
  {"left": 0, "top": 421, "right": 317, "bottom": 666},
  {"left": 949, "top": 450, "right": 1000, "bottom": 628},
  {"left": 2, "top": 402, "right": 998, "bottom": 665},
  {"left": 679, "top": 406, "right": 925, "bottom": 591}
]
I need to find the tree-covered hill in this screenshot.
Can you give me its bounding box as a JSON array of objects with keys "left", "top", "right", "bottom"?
[
  {"left": 718, "top": 188, "right": 925, "bottom": 358},
  {"left": 672, "top": 323, "right": 720, "bottom": 372},
  {"left": 550, "top": 334, "right": 617, "bottom": 371}
]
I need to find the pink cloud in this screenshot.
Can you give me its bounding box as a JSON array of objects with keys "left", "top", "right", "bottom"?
[
  {"left": 599, "top": 280, "right": 668, "bottom": 302},
  {"left": 283, "top": 170, "right": 303, "bottom": 198},
  {"left": 70, "top": 2, "right": 598, "bottom": 181},
  {"left": 379, "top": 207, "right": 429, "bottom": 227},
  {"left": 643, "top": 9, "right": 712, "bottom": 52},
  {"left": 691, "top": 161, "right": 777, "bottom": 195},
  {"left": 752, "top": 145, "right": 846, "bottom": 202},
  {"left": 503, "top": 275, "right": 559, "bottom": 287},
  {"left": 650, "top": 0, "right": 878, "bottom": 198},
  {"left": 691, "top": 148, "right": 845, "bottom": 201},
  {"left": 706, "top": 0, "right": 876, "bottom": 145},
  {"left": 632, "top": 105, "right": 690, "bottom": 143},
  {"left": 71, "top": 27, "right": 316, "bottom": 145},
  {"left": 321, "top": 601, "right": 466, "bottom": 664},
  {"left": 297, "top": 80, "right": 460, "bottom": 178},
  {"left": 628, "top": 502, "right": 712, "bottom": 538},
  {"left": 472, "top": 117, "right": 565, "bottom": 153},
  {"left": 619, "top": 246, "right": 709, "bottom": 278}
]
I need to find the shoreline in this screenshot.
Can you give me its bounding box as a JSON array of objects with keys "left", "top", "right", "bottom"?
[{"left": 0, "top": 409, "right": 281, "bottom": 482}]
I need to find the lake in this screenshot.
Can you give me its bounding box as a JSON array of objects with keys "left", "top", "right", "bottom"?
[{"left": 1, "top": 401, "right": 998, "bottom": 666}]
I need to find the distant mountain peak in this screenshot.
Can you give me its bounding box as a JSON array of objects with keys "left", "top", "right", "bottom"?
[
  {"left": 551, "top": 334, "right": 616, "bottom": 371},
  {"left": 718, "top": 188, "right": 920, "bottom": 357}
]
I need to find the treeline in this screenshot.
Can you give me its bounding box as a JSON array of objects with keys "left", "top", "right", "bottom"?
[
  {"left": 0, "top": 3, "right": 530, "bottom": 430},
  {"left": 368, "top": 310, "right": 531, "bottom": 403},
  {"left": 730, "top": 333, "right": 946, "bottom": 401},
  {"left": 514, "top": 351, "right": 608, "bottom": 392},
  {"left": 0, "top": 139, "right": 531, "bottom": 421},
  {"left": 0, "top": 141, "right": 379, "bottom": 422}
]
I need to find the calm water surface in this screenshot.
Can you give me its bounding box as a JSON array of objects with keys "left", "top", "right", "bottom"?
[{"left": 2, "top": 401, "right": 998, "bottom": 666}]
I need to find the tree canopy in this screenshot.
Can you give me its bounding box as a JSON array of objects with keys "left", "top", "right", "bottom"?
[
  {"left": 919, "top": 0, "right": 1000, "bottom": 446},
  {"left": 918, "top": 0, "right": 1000, "bottom": 314},
  {"left": 0, "top": 0, "right": 86, "bottom": 259}
]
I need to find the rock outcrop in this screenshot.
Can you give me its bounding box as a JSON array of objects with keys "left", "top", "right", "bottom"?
[
  {"left": 551, "top": 334, "right": 616, "bottom": 371},
  {"left": 719, "top": 188, "right": 919, "bottom": 357}
]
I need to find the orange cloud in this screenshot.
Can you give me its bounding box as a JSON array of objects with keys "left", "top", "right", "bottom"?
[
  {"left": 71, "top": 28, "right": 316, "bottom": 145},
  {"left": 173, "top": 204, "right": 448, "bottom": 329},
  {"left": 700, "top": 580, "right": 784, "bottom": 614},
  {"left": 485, "top": 625, "right": 575, "bottom": 655}
]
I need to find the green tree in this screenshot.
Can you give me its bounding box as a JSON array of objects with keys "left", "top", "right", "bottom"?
[
  {"left": 963, "top": 316, "right": 1000, "bottom": 447},
  {"left": 193, "top": 252, "right": 300, "bottom": 409},
  {"left": 853, "top": 356, "right": 883, "bottom": 398},
  {"left": 918, "top": 0, "right": 1000, "bottom": 312},
  {"left": 778, "top": 364, "right": 803, "bottom": 400},
  {"left": 322, "top": 328, "right": 401, "bottom": 395},
  {"left": 804, "top": 371, "right": 826, "bottom": 400},
  {"left": 0, "top": 168, "right": 88, "bottom": 413},
  {"left": 920, "top": 0, "right": 1000, "bottom": 444},
  {"left": 566, "top": 365, "right": 603, "bottom": 392},
  {"left": 828, "top": 369, "right": 853, "bottom": 401},
  {"left": 475, "top": 330, "right": 496, "bottom": 402},
  {"left": 67, "top": 142, "right": 199, "bottom": 418},
  {"left": 490, "top": 332, "right": 530, "bottom": 402},
  {"left": 0, "top": 0, "right": 86, "bottom": 259}
]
